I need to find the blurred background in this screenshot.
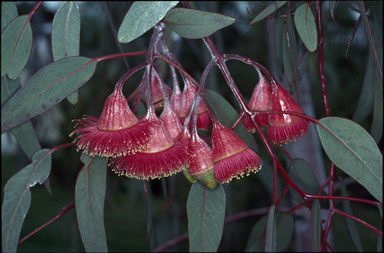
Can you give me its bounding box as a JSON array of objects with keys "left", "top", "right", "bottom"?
[{"left": 1, "top": 1, "right": 382, "bottom": 252}]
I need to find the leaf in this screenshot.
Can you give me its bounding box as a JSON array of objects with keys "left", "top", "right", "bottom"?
[
  {"left": 11, "top": 121, "right": 41, "bottom": 160},
  {"left": 1, "top": 76, "right": 20, "bottom": 106},
  {"left": 1, "top": 15, "right": 32, "bottom": 79},
  {"left": 250, "top": 1, "right": 287, "bottom": 24},
  {"left": 52, "top": 1, "right": 81, "bottom": 105},
  {"left": 2, "top": 2, "right": 18, "bottom": 32},
  {"left": 1, "top": 57, "right": 97, "bottom": 133},
  {"left": 316, "top": 117, "right": 383, "bottom": 202},
  {"left": 329, "top": 1, "right": 338, "bottom": 22},
  {"left": 187, "top": 183, "right": 225, "bottom": 252},
  {"left": 311, "top": 199, "right": 321, "bottom": 252},
  {"left": 206, "top": 89, "right": 258, "bottom": 152},
  {"left": 164, "top": 8, "right": 235, "bottom": 39},
  {"left": 118, "top": 1, "right": 179, "bottom": 43},
  {"left": 265, "top": 205, "right": 276, "bottom": 252},
  {"left": 246, "top": 212, "right": 293, "bottom": 252},
  {"left": 339, "top": 178, "right": 363, "bottom": 252},
  {"left": 75, "top": 155, "right": 108, "bottom": 252},
  {"left": 288, "top": 158, "right": 320, "bottom": 203},
  {"left": 294, "top": 3, "right": 317, "bottom": 52},
  {"left": 2, "top": 149, "right": 51, "bottom": 253},
  {"left": 353, "top": 48, "right": 374, "bottom": 122}
]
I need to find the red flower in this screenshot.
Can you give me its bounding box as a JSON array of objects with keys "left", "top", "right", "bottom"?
[
  {"left": 160, "top": 103, "right": 183, "bottom": 140},
  {"left": 267, "top": 84, "right": 309, "bottom": 144},
  {"left": 187, "top": 131, "right": 216, "bottom": 189},
  {"left": 243, "top": 75, "right": 272, "bottom": 132},
  {"left": 145, "top": 77, "right": 172, "bottom": 109},
  {"left": 179, "top": 79, "right": 211, "bottom": 130},
  {"left": 70, "top": 87, "right": 150, "bottom": 157},
  {"left": 110, "top": 111, "right": 188, "bottom": 180},
  {"left": 212, "top": 121, "right": 262, "bottom": 183}
]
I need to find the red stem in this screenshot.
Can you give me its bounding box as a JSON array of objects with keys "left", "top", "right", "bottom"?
[
  {"left": 333, "top": 208, "right": 382, "bottom": 237},
  {"left": 27, "top": 2, "right": 42, "bottom": 23},
  {"left": 94, "top": 51, "right": 146, "bottom": 63},
  {"left": 18, "top": 202, "right": 75, "bottom": 245}
]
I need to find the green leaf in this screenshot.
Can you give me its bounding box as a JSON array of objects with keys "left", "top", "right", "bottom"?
[
  {"left": 1, "top": 15, "right": 32, "bottom": 79},
  {"left": 52, "top": 1, "right": 81, "bottom": 105},
  {"left": 288, "top": 158, "right": 320, "bottom": 203},
  {"left": 311, "top": 199, "right": 321, "bottom": 252},
  {"left": 187, "top": 183, "right": 225, "bottom": 252},
  {"left": 353, "top": 48, "right": 374, "bottom": 122},
  {"left": 316, "top": 117, "right": 383, "bottom": 202},
  {"left": 340, "top": 178, "right": 363, "bottom": 252},
  {"left": 246, "top": 212, "right": 293, "bottom": 252},
  {"left": 206, "top": 89, "right": 258, "bottom": 152},
  {"left": 11, "top": 121, "right": 41, "bottom": 160},
  {"left": 118, "top": 1, "right": 179, "bottom": 43},
  {"left": 294, "top": 3, "right": 317, "bottom": 52},
  {"left": 1, "top": 76, "right": 20, "bottom": 106},
  {"left": 265, "top": 205, "right": 276, "bottom": 252},
  {"left": 250, "top": 1, "right": 287, "bottom": 24},
  {"left": 164, "top": 8, "right": 235, "bottom": 39},
  {"left": 1, "top": 2, "right": 18, "bottom": 32},
  {"left": 75, "top": 155, "right": 108, "bottom": 252},
  {"left": 2, "top": 149, "right": 51, "bottom": 253},
  {"left": 1, "top": 57, "right": 97, "bottom": 133}
]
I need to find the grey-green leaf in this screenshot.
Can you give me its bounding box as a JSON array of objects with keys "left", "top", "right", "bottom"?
[
  {"left": 118, "top": 1, "right": 179, "bottom": 43},
  {"left": 1, "top": 15, "right": 32, "bottom": 79},
  {"left": 288, "top": 158, "right": 320, "bottom": 203},
  {"left": 2, "top": 2, "right": 18, "bottom": 32},
  {"left": 294, "top": 4, "right": 317, "bottom": 52},
  {"left": 164, "top": 8, "right": 235, "bottom": 39},
  {"left": 187, "top": 183, "right": 225, "bottom": 252},
  {"left": 316, "top": 117, "right": 383, "bottom": 202},
  {"left": 265, "top": 205, "right": 276, "bottom": 252},
  {"left": 11, "top": 121, "right": 41, "bottom": 160},
  {"left": 1, "top": 57, "right": 97, "bottom": 133},
  {"left": 1, "top": 76, "right": 20, "bottom": 106},
  {"left": 206, "top": 89, "right": 258, "bottom": 152},
  {"left": 311, "top": 199, "right": 321, "bottom": 252},
  {"left": 52, "top": 1, "right": 81, "bottom": 105},
  {"left": 76, "top": 155, "right": 108, "bottom": 252},
  {"left": 250, "top": 1, "right": 287, "bottom": 24},
  {"left": 2, "top": 149, "right": 51, "bottom": 253}
]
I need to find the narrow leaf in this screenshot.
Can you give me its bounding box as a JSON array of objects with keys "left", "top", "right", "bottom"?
[
  {"left": 2, "top": 2, "right": 18, "bottom": 32},
  {"left": 250, "top": 1, "right": 287, "bottom": 24},
  {"left": 265, "top": 205, "right": 276, "bottom": 252},
  {"left": 206, "top": 89, "right": 258, "bottom": 152},
  {"left": 11, "top": 121, "right": 41, "bottom": 159},
  {"left": 187, "top": 183, "right": 225, "bottom": 252},
  {"left": 118, "top": 1, "right": 179, "bottom": 43},
  {"left": 246, "top": 212, "right": 293, "bottom": 252},
  {"left": 1, "top": 76, "right": 20, "bottom": 106},
  {"left": 340, "top": 178, "right": 363, "bottom": 252},
  {"left": 1, "top": 57, "right": 97, "bottom": 133},
  {"left": 2, "top": 149, "right": 51, "bottom": 253},
  {"left": 165, "top": 8, "right": 235, "bottom": 39},
  {"left": 316, "top": 117, "right": 383, "bottom": 201},
  {"left": 1, "top": 15, "right": 32, "bottom": 79},
  {"left": 52, "top": 1, "right": 81, "bottom": 105},
  {"left": 289, "top": 158, "right": 320, "bottom": 202},
  {"left": 294, "top": 4, "right": 317, "bottom": 52},
  {"left": 75, "top": 155, "right": 108, "bottom": 252},
  {"left": 311, "top": 199, "right": 321, "bottom": 252},
  {"left": 353, "top": 48, "right": 374, "bottom": 122},
  {"left": 329, "top": 1, "right": 338, "bottom": 22}
]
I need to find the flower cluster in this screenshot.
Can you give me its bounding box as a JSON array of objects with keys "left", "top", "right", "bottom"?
[
  {"left": 242, "top": 73, "right": 309, "bottom": 144},
  {"left": 71, "top": 74, "right": 262, "bottom": 187}
]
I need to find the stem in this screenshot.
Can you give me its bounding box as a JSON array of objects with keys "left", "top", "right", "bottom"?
[
  {"left": 143, "top": 181, "right": 153, "bottom": 252},
  {"left": 27, "top": 2, "right": 42, "bottom": 23},
  {"left": 116, "top": 62, "right": 148, "bottom": 90},
  {"left": 94, "top": 51, "right": 146, "bottom": 63},
  {"left": 305, "top": 194, "right": 382, "bottom": 207},
  {"left": 333, "top": 208, "right": 382, "bottom": 237},
  {"left": 18, "top": 202, "right": 75, "bottom": 245}
]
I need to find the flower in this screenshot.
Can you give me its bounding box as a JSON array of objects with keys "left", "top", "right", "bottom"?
[
  {"left": 160, "top": 103, "right": 183, "bottom": 140},
  {"left": 267, "top": 84, "right": 309, "bottom": 144},
  {"left": 243, "top": 75, "right": 272, "bottom": 132},
  {"left": 179, "top": 79, "right": 211, "bottom": 130},
  {"left": 110, "top": 111, "right": 188, "bottom": 180},
  {"left": 212, "top": 121, "right": 262, "bottom": 183},
  {"left": 70, "top": 87, "right": 150, "bottom": 157},
  {"left": 145, "top": 77, "right": 172, "bottom": 109},
  {"left": 187, "top": 131, "right": 216, "bottom": 189}
]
